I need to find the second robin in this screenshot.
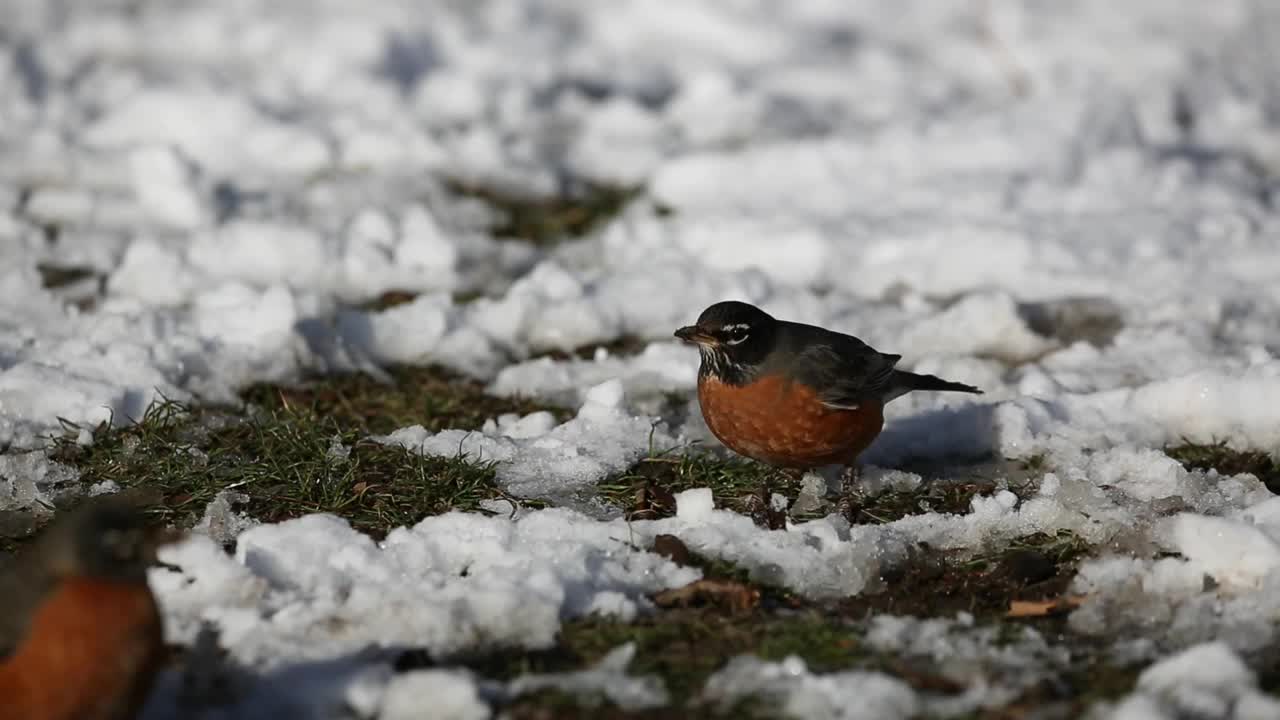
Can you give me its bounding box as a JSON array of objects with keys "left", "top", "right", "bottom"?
[
  {"left": 675, "top": 301, "right": 982, "bottom": 470},
  {"left": 0, "top": 498, "right": 178, "bottom": 720}
]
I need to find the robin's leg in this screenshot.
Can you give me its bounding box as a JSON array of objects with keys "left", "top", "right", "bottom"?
[
  {"left": 837, "top": 464, "right": 865, "bottom": 524},
  {"left": 839, "top": 464, "right": 862, "bottom": 495},
  {"left": 776, "top": 466, "right": 811, "bottom": 513},
  {"left": 765, "top": 466, "right": 805, "bottom": 506}
]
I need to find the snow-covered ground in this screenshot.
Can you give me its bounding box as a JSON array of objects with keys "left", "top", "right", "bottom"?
[{"left": 3, "top": 0, "right": 1280, "bottom": 717}]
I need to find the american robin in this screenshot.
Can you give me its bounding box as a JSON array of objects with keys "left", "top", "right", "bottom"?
[
  {"left": 675, "top": 301, "right": 982, "bottom": 469},
  {"left": 0, "top": 498, "right": 178, "bottom": 720}
]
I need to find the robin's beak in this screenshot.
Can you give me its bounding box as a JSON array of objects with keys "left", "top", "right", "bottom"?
[{"left": 675, "top": 325, "right": 717, "bottom": 346}]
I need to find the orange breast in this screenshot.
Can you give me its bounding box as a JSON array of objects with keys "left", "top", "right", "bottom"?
[
  {"left": 0, "top": 577, "right": 164, "bottom": 720},
  {"left": 698, "top": 374, "right": 885, "bottom": 468}
]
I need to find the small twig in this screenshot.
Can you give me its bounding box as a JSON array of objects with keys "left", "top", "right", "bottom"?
[
  {"left": 860, "top": 509, "right": 892, "bottom": 524},
  {"left": 637, "top": 456, "right": 683, "bottom": 464}
]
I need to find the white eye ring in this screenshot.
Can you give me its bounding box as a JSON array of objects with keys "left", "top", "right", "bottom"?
[{"left": 725, "top": 331, "right": 749, "bottom": 346}]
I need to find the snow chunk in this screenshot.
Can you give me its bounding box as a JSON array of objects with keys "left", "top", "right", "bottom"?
[
  {"left": 86, "top": 88, "right": 330, "bottom": 177},
  {"left": 895, "top": 291, "right": 1055, "bottom": 363},
  {"left": 189, "top": 222, "right": 330, "bottom": 290},
  {"left": 675, "top": 488, "right": 715, "bottom": 523},
  {"left": 112, "top": 240, "right": 199, "bottom": 307},
  {"left": 702, "top": 655, "right": 919, "bottom": 720},
  {"left": 489, "top": 342, "right": 697, "bottom": 407},
  {"left": 1167, "top": 514, "right": 1280, "bottom": 590},
  {"left": 129, "top": 145, "right": 204, "bottom": 229},
  {"left": 1106, "top": 643, "right": 1280, "bottom": 720},
  {"left": 0, "top": 452, "right": 80, "bottom": 511},
  {"left": 155, "top": 509, "right": 700, "bottom": 667},
  {"left": 397, "top": 205, "right": 459, "bottom": 282},
  {"left": 337, "top": 293, "right": 450, "bottom": 366},
  {"left": 380, "top": 380, "right": 669, "bottom": 499},
  {"left": 379, "top": 670, "right": 490, "bottom": 720}
]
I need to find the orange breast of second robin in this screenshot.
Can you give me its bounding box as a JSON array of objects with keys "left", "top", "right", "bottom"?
[
  {"left": 698, "top": 373, "right": 885, "bottom": 469},
  {"left": 0, "top": 577, "right": 164, "bottom": 720}
]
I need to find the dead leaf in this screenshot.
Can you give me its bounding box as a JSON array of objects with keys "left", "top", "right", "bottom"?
[
  {"left": 652, "top": 579, "right": 760, "bottom": 612},
  {"left": 629, "top": 480, "right": 677, "bottom": 520},
  {"left": 651, "top": 534, "right": 692, "bottom": 566},
  {"left": 1006, "top": 595, "right": 1087, "bottom": 618}
]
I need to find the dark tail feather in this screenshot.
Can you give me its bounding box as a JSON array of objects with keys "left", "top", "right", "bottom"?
[{"left": 890, "top": 370, "right": 983, "bottom": 399}]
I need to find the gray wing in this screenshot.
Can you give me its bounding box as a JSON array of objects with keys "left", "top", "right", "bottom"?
[{"left": 784, "top": 330, "right": 901, "bottom": 410}]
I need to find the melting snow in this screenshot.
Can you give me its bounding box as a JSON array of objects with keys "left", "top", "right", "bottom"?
[{"left": 0, "top": 0, "right": 1278, "bottom": 716}]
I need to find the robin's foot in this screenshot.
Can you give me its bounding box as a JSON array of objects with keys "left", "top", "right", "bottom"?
[{"left": 746, "top": 481, "right": 787, "bottom": 530}]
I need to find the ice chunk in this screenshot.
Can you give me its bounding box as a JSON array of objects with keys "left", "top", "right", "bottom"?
[
  {"left": 675, "top": 488, "right": 714, "bottom": 522},
  {"left": 0, "top": 452, "right": 80, "bottom": 511},
  {"left": 1167, "top": 514, "right": 1280, "bottom": 589},
  {"left": 129, "top": 145, "right": 204, "bottom": 229}
]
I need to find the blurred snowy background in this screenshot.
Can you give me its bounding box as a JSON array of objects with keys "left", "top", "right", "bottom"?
[{"left": 2, "top": 0, "right": 1280, "bottom": 718}]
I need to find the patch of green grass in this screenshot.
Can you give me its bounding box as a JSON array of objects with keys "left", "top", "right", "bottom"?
[
  {"left": 51, "top": 397, "right": 530, "bottom": 535},
  {"left": 1019, "top": 453, "right": 1048, "bottom": 472},
  {"left": 35, "top": 262, "right": 99, "bottom": 289},
  {"left": 1165, "top": 440, "right": 1280, "bottom": 493},
  {"left": 503, "top": 689, "right": 662, "bottom": 720},
  {"left": 458, "top": 603, "right": 1055, "bottom": 717},
  {"left": 994, "top": 654, "right": 1143, "bottom": 719},
  {"left": 601, "top": 454, "right": 1045, "bottom": 532},
  {"left": 352, "top": 289, "right": 490, "bottom": 311},
  {"left": 503, "top": 691, "right": 738, "bottom": 720},
  {"left": 391, "top": 528, "right": 1099, "bottom": 718},
  {"left": 843, "top": 528, "right": 1090, "bottom": 622},
  {"left": 242, "top": 365, "right": 570, "bottom": 437},
  {"left": 538, "top": 335, "right": 651, "bottom": 362},
  {"left": 452, "top": 289, "right": 487, "bottom": 305},
  {"left": 571, "top": 611, "right": 859, "bottom": 701},
  {"left": 500, "top": 610, "right": 861, "bottom": 702},
  {"left": 451, "top": 592, "right": 1138, "bottom": 719},
  {"left": 598, "top": 453, "right": 797, "bottom": 521},
  {"left": 448, "top": 181, "right": 641, "bottom": 246},
  {"left": 845, "top": 478, "right": 998, "bottom": 525}
]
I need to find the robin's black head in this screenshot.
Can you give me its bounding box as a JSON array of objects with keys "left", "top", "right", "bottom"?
[
  {"left": 33, "top": 498, "right": 180, "bottom": 584},
  {"left": 675, "top": 301, "right": 778, "bottom": 384}
]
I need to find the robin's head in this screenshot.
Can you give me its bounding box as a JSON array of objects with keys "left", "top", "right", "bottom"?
[
  {"left": 34, "top": 498, "right": 178, "bottom": 584},
  {"left": 675, "top": 301, "right": 778, "bottom": 383}
]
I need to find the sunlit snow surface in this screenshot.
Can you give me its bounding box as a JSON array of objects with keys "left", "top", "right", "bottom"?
[{"left": 2, "top": 0, "right": 1280, "bottom": 717}]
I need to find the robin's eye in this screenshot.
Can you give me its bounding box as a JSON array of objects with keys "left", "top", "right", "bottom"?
[{"left": 725, "top": 328, "right": 750, "bottom": 345}]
